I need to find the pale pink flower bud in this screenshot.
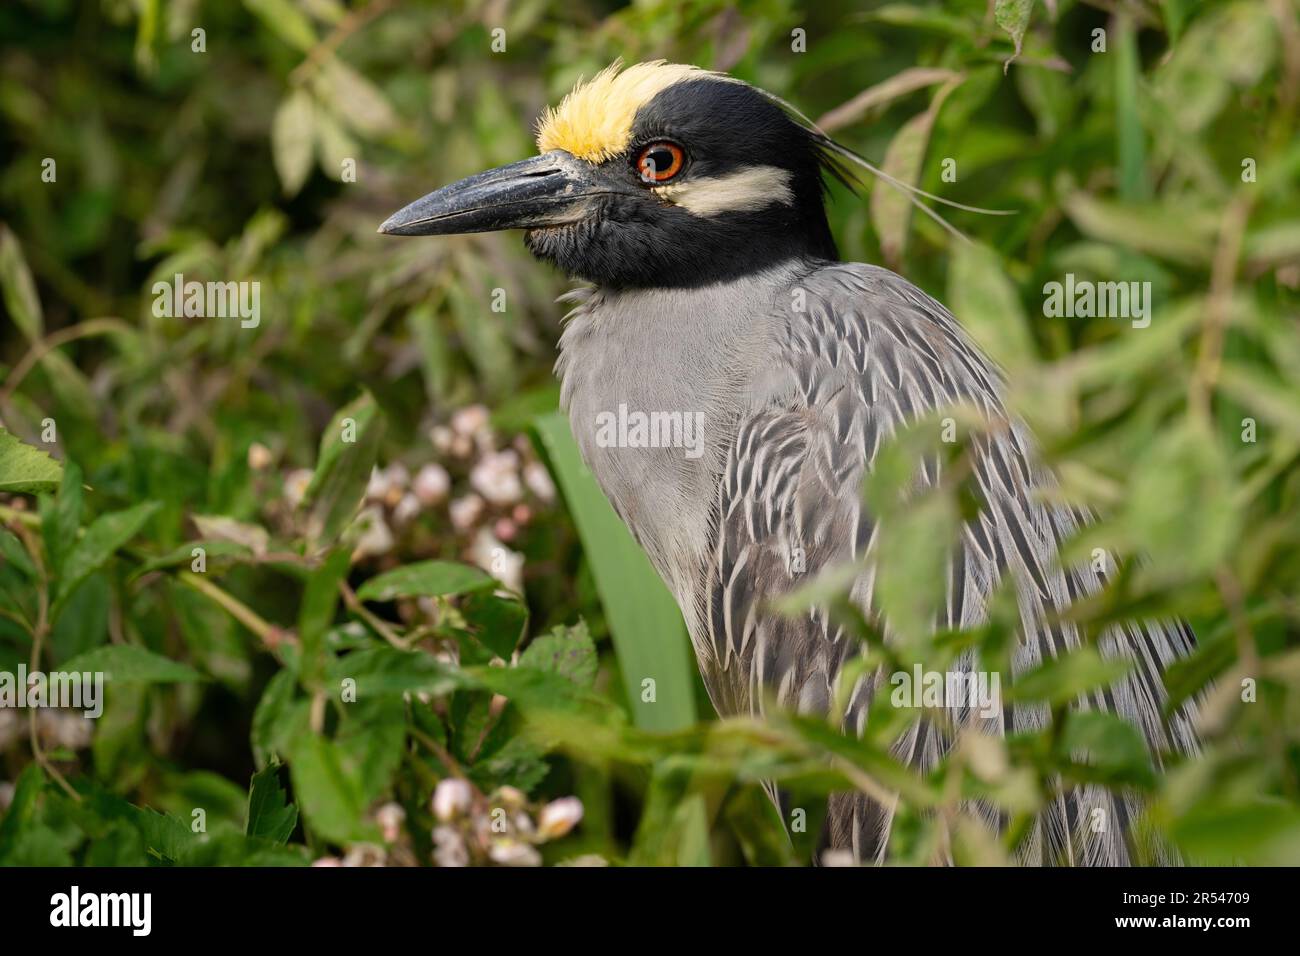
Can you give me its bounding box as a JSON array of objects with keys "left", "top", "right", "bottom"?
[
  {"left": 413, "top": 463, "right": 451, "bottom": 505},
  {"left": 432, "top": 778, "right": 473, "bottom": 822},
  {"left": 537, "top": 797, "right": 584, "bottom": 839}
]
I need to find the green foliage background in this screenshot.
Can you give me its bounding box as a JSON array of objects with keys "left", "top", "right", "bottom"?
[{"left": 0, "top": 0, "right": 1297, "bottom": 866}]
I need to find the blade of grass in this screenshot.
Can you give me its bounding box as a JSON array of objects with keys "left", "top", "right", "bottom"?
[{"left": 533, "top": 412, "right": 696, "bottom": 731}]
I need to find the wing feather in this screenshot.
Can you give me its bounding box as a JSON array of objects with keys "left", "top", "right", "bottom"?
[{"left": 698, "top": 262, "right": 1199, "bottom": 865}]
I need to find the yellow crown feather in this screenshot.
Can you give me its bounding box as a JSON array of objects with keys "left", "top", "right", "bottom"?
[{"left": 535, "top": 60, "right": 718, "bottom": 163}]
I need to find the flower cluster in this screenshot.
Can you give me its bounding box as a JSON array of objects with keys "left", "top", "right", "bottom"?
[
  {"left": 428, "top": 778, "right": 590, "bottom": 867},
  {"left": 267, "top": 404, "right": 555, "bottom": 593}
]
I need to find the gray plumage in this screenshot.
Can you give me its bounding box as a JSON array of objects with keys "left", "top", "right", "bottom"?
[{"left": 557, "top": 259, "right": 1199, "bottom": 865}]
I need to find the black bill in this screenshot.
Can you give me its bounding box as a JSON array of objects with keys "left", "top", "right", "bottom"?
[{"left": 378, "top": 151, "right": 613, "bottom": 237}]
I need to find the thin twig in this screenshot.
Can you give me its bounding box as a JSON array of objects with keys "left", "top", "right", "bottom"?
[
  {"left": 0, "top": 317, "right": 133, "bottom": 412},
  {"left": 288, "top": 0, "right": 395, "bottom": 86},
  {"left": 178, "top": 571, "right": 296, "bottom": 653},
  {"left": 338, "top": 578, "right": 409, "bottom": 649},
  {"left": 13, "top": 521, "right": 80, "bottom": 800}
]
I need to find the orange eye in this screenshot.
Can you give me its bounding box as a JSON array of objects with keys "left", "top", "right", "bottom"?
[{"left": 635, "top": 141, "right": 685, "bottom": 183}]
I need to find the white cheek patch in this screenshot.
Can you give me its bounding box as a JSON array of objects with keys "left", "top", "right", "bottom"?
[{"left": 654, "top": 165, "right": 795, "bottom": 217}]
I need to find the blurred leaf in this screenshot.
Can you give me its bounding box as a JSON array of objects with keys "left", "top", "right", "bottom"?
[
  {"left": 298, "top": 548, "right": 349, "bottom": 686},
  {"left": 0, "top": 528, "right": 35, "bottom": 578},
  {"left": 1124, "top": 422, "right": 1237, "bottom": 577},
  {"left": 302, "top": 391, "right": 385, "bottom": 550},
  {"left": 1008, "top": 647, "right": 1132, "bottom": 706},
  {"left": 244, "top": 0, "right": 317, "bottom": 53},
  {"left": 1058, "top": 711, "right": 1155, "bottom": 788},
  {"left": 994, "top": 0, "right": 1033, "bottom": 70},
  {"left": 287, "top": 734, "right": 373, "bottom": 845},
  {"left": 0, "top": 764, "right": 44, "bottom": 859},
  {"left": 461, "top": 590, "right": 528, "bottom": 660},
  {"left": 1063, "top": 194, "right": 1216, "bottom": 266},
  {"left": 874, "top": 492, "right": 959, "bottom": 646},
  {"left": 50, "top": 572, "right": 110, "bottom": 663},
  {"left": 1218, "top": 363, "right": 1300, "bottom": 439},
  {"left": 336, "top": 696, "right": 405, "bottom": 803},
  {"left": 818, "top": 67, "right": 959, "bottom": 132},
  {"left": 1170, "top": 800, "right": 1300, "bottom": 865},
  {"left": 0, "top": 225, "right": 42, "bottom": 341},
  {"left": 313, "top": 58, "right": 397, "bottom": 137},
  {"left": 0, "top": 428, "right": 62, "bottom": 494},
  {"left": 329, "top": 646, "right": 464, "bottom": 699},
  {"left": 519, "top": 620, "right": 597, "bottom": 688},
  {"left": 870, "top": 80, "right": 959, "bottom": 268},
  {"left": 948, "top": 242, "right": 1034, "bottom": 370},
  {"left": 192, "top": 514, "right": 270, "bottom": 557},
  {"left": 271, "top": 88, "right": 315, "bottom": 197},
  {"left": 62, "top": 644, "right": 204, "bottom": 683},
  {"left": 53, "top": 501, "right": 160, "bottom": 613},
  {"left": 356, "top": 559, "right": 494, "bottom": 602},
  {"left": 252, "top": 669, "right": 309, "bottom": 768},
  {"left": 40, "top": 458, "right": 82, "bottom": 575},
  {"left": 1114, "top": 16, "right": 1148, "bottom": 201},
  {"left": 312, "top": 106, "right": 358, "bottom": 180}
]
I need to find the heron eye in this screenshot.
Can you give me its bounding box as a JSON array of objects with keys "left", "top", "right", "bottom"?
[{"left": 635, "top": 142, "right": 685, "bottom": 183}]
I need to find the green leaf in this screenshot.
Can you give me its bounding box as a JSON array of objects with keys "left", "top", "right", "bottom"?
[
  {"left": 631, "top": 761, "right": 712, "bottom": 866},
  {"left": 54, "top": 501, "right": 160, "bottom": 612},
  {"left": 298, "top": 548, "right": 350, "bottom": 686},
  {"left": 1063, "top": 194, "right": 1216, "bottom": 266},
  {"left": 41, "top": 458, "right": 82, "bottom": 576},
  {"left": 302, "top": 392, "right": 385, "bottom": 550},
  {"left": 0, "top": 825, "right": 73, "bottom": 865},
  {"left": 1114, "top": 15, "right": 1148, "bottom": 201},
  {"left": 0, "top": 528, "right": 35, "bottom": 578},
  {"left": 1124, "top": 422, "right": 1236, "bottom": 578},
  {"left": 243, "top": 0, "right": 318, "bottom": 53},
  {"left": 288, "top": 734, "right": 372, "bottom": 845},
  {"left": 335, "top": 696, "right": 405, "bottom": 804},
  {"left": 948, "top": 242, "right": 1035, "bottom": 371},
  {"left": 472, "top": 663, "right": 615, "bottom": 722},
  {"left": 328, "top": 646, "right": 464, "bottom": 699},
  {"left": 313, "top": 58, "right": 398, "bottom": 138},
  {"left": 84, "top": 822, "right": 149, "bottom": 866},
  {"left": 252, "top": 669, "right": 309, "bottom": 768},
  {"left": 1057, "top": 710, "right": 1155, "bottom": 789},
  {"left": 1171, "top": 800, "right": 1300, "bottom": 865},
  {"left": 356, "top": 559, "right": 494, "bottom": 602},
  {"left": 192, "top": 514, "right": 270, "bottom": 556},
  {"left": 246, "top": 763, "right": 298, "bottom": 845},
  {"left": 0, "top": 763, "right": 45, "bottom": 860},
  {"left": 874, "top": 492, "right": 959, "bottom": 646},
  {"left": 460, "top": 590, "right": 528, "bottom": 660},
  {"left": 0, "top": 225, "right": 43, "bottom": 341},
  {"left": 994, "top": 0, "right": 1034, "bottom": 70},
  {"left": 0, "top": 428, "right": 63, "bottom": 494},
  {"left": 271, "top": 87, "right": 315, "bottom": 197},
  {"left": 61, "top": 644, "right": 204, "bottom": 683},
  {"left": 870, "top": 77, "right": 960, "bottom": 269},
  {"left": 50, "top": 572, "right": 110, "bottom": 663},
  {"left": 1007, "top": 647, "right": 1132, "bottom": 706},
  {"left": 519, "top": 620, "right": 598, "bottom": 689},
  {"left": 533, "top": 412, "right": 696, "bottom": 731}
]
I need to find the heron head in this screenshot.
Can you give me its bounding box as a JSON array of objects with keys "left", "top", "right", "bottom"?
[{"left": 379, "top": 61, "right": 839, "bottom": 288}]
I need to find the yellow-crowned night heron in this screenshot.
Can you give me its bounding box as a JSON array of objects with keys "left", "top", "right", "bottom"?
[{"left": 380, "top": 61, "right": 1199, "bottom": 865}]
